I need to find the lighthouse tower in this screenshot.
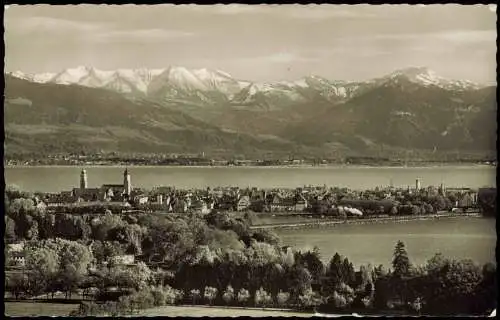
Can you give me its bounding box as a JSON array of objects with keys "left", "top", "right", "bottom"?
[
  {"left": 80, "top": 169, "right": 88, "bottom": 190},
  {"left": 123, "top": 168, "right": 132, "bottom": 196}
]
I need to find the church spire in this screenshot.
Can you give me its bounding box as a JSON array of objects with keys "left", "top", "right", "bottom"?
[
  {"left": 80, "top": 168, "right": 88, "bottom": 190},
  {"left": 123, "top": 167, "right": 131, "bottom": 196}
]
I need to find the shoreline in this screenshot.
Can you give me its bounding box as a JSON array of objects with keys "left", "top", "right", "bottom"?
[
  {"left": 4, "top": 163, "right": 496, "bottom": 169},
  {"left": 250, "top": 212, "right": 484, "bottom": 231}
]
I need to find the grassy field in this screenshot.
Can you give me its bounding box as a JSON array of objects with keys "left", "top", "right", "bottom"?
[
  {"left": 4, "top": 301, "right": 79, "bottom": 316},
  {"left": 139, "top": 305, "right": 313, "bottom": 317}
]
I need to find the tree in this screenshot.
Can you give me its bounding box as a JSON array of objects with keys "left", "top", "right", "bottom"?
[
  {"left": 473, "top": 262, "right": 497, "bottom": 315},
  {"left": 298, "top": 288, "right": 323, "bottom": 310},
  {"left": 327, "top": 282, "right": 355, "bottom": 310},
  {"left": 5, "top": 216, "right": 17, "bottom": 242},
  {"left": 237, "top": 288, "right": 251, "bottom": 306},
  {"left": 330, "top": 291, "right": 348, "bottom": 309},
  {"left": 252, "top": 229, "right": 281, "bottom": 246},
  {"left": 283, "top": 247, "right": 295, "bottom": 268},
  {"left": 59, "top": 240, "right": 93, "bottom": 276},
  {"left": 342, "top": 258, "right": 356, "bottom": 286},
  {"left": 38, "top": 213, "right": 56, "bottom": 239},
  {"left": 254, "top": 286, "right": 273, "bottom": 307},
  {"left": 295, "top": 249, "right": 325, "bottom": 284},
  {"left": 91, "top": 212, "right": 125, "bottom": 241},
  {"left": 190, "top": 289, "right": 201, "bottom": 305},
  {"left": 392, "top": 241, "right": 411, "bottom": 278},
  {"left": 422, "top": 257, "right": 485, "bottom": 314},
  {"left": 25, "top": 246, "right": 60, "bottom": 296},
  {"left": 389, "top": 206, "right": 398, "bottom": 216},
  {"left": 411, "top": 205, "right": 421, "bottom": 215},
  {"left": 203, "top": 286, "right": 218, "bottom": 305},
  {"left": 59, "top": 264, "right": 82, "bottom": 299},
  {"left": 26, "top": 219, "right": 39, "bottom": 240},
  {"left": 222, "top": 285, "right": 235, "bottom": 305},
  {"left": 323, "top": 253, "right": 344, "bottom": 295},
  {"left": 373, "top": 264, "right": 387, "bottom": 279},
  {"left": 410, "top": 297, "right": 423, "bottom": 314},
  {"left": 423, "top": 203, "right": 435, "bottom": 214},
  {"left": 6, "top": 273, "right": 29, "bottom": 299},
  {"left": 276, "top": 291, "right": 290, "bottom": 307},
  {"left": 286, "top": 265, "right": 313, "bottom": 301}
]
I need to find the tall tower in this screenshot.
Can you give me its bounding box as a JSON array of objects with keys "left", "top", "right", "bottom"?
[
  {"left": 123, "top": 168, "right": 131, "bottom": 196},
  {"left": 416, "top": 178, "right": 421, "bottom": 191},
  {"left": 439, "top": 182, "right": 446, "bottom": 195},
  {"left": 80, "top": 169, "right": 88, "bottom": 190}
]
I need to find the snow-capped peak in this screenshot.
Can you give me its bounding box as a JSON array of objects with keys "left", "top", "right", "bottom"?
[
  {"left": 51, "top": 66, "right": 95, "bottom": 84},
  {"left": 8, "top": 65, "right": 486, "bottom": 102},
  {"left": 8, "top": 70, "right": 57, "bottom": 83},
  {"left": 386, "top": 66, "right": 480, "bottom": 90}
]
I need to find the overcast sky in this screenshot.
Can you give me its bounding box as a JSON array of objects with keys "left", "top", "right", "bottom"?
[{"left": 4, "top": 4, "right": 497, "bottom": 83}]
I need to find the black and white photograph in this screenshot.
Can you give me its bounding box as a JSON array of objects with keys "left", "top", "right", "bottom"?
[{"left": 3, "top": 4, "right": 497, "bottom": 317}]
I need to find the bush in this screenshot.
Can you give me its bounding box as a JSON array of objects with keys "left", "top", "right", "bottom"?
[
  {"left": 190, "top": 289, "right": 201, "bottom": 305},
  {"left": 71, "top": 301, "right": 121, "bottom": 316},
  {"left": 222, "top": 285, "right": 235, "bottom": 305},
  {"left": 254, "top": 287, "right": 273, "bottom": 307},
  {"left": 237, "top": 288, "right": 251, "bottom": 305},
  {"left": 298, "top": 288, "right": 323, "bottom": 309},
  {"left": 151, "top": 286, "right": 168, "bottom": 306},
  {"left": 330, "top": 291, "right": 348, "bottom": 309},
  {"left": 204, "top": 286, "right": 218, "bottom": 305},
  {"left": 117, "top": 295, "right": 130, "bottom": 314},
  {"left": 276, "top": 291, "right": 290, "bottom": 307},
  {"left": 175, "top": 289, "right": 184, "bottom": 304},
  {"left": 150, "top": 285, "right": 182, "bottom": 306},
  {"left": 130, "top": 289, "right": 155, "bottom": 310}
]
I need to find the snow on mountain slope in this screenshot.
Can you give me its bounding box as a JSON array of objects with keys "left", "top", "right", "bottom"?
[
  {"left": 10, "top": 71, "right": 57, "bottom": 83},
  {"left": 8, "top": 66, "right": 487, "bottom": 107},
  {"left": 383, "top": 67, "right": 481, "bottom": 91},
  {"left": 50, "top": 66, "right": 92, "bottom": 85},
  {"left": 147, "top": 66, "right": 250, "bottom": 104},
  {"left": 8, "top": 67, "right": 167, "bottom": 94}
]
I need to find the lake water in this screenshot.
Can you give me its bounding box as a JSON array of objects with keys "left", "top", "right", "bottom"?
[
  {"left": 4, "top": 165, "right": 496, "bottom": 193},
  {"left": 276, "top": 217, "right": 497, "bottom": 268}
]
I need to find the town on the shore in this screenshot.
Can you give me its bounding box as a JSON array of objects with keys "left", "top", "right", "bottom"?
[
  {"left": 4, "top": 151, "right": 497, "bottom": 167},
  {"left": 4, "top": 168, "right": 497, "bottom": 317},
  {"left": 29, "top": 168, "right": 496, "bottom": 217}
]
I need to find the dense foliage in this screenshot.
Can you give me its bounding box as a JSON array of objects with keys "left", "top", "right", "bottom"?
[{"left": 4, "top": 186, "right": 496, "bottom": 316}]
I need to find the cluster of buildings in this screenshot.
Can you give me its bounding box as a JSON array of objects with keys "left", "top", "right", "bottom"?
[{"left": 36, "top": 170, "right": 483, "bottom": 215}]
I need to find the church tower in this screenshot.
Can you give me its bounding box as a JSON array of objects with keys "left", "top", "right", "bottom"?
[
  {"left": 80, "top": 169, "right": 88, "bottom": 190},
  {"left": 123, "top": 168, "right": 131, "bottom": 196}
]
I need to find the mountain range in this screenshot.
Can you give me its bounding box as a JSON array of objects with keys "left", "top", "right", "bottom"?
[{"left": 5, "top": 66, "right": 497, "bottom": 160}]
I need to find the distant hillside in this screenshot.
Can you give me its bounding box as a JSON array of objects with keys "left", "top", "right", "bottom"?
[
  {"left": 4, "top": 76, "right": 302, "bottom": 158},
  {"left": 4, "top": 65, "right": 497, "bottom": 161},
  {"left": 280, "top": 77, "right": 496, "bottom": 153}
]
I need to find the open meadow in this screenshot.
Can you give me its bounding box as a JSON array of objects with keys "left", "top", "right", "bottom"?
[
  {"left": 5, "top": 301, "right": 80, "bottom": 317},
  {"left": 138, "top": 305, "right": 313, "bottom": 317}
]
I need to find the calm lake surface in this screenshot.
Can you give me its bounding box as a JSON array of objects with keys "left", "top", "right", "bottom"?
[
  {"left": 4, "top": 165, "right": 496, "bottom": 193},
  {"left": 276, "top": 217, "right": 497, "bottom": 268}
]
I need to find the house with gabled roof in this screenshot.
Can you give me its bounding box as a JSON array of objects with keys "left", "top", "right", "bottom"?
[
  {"left": 237, "top": 195, "right": 251, "bottom": 211},
  {"left": 269, "top": 194, "right": 296, "bottom": 212},
  {"left": 294, "top": 193, "right": 309, "bottom": 212}
]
